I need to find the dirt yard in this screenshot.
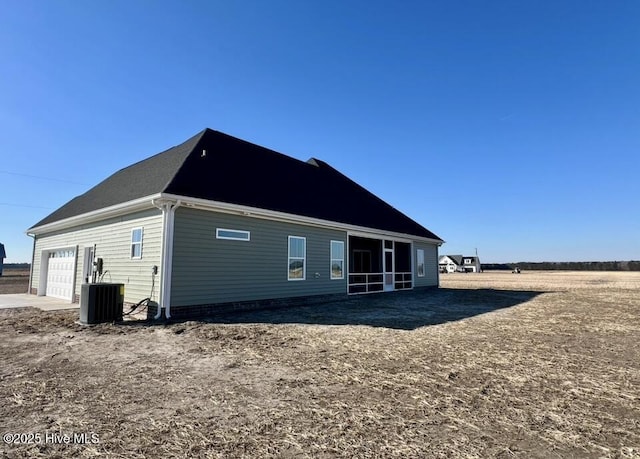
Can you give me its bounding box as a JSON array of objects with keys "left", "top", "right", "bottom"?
[
  {"left": 0, "top": 269, "right": 30, "bottom": 294},
  {"left": 1, "top": 271, "right": 639, "bottom": 458}
]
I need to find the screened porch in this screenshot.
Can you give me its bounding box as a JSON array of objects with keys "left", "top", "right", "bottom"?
[{"left": 348, "top": 236, "right": 412, "bottom": 294}]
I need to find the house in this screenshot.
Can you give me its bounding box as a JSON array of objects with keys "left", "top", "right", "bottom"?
[
  {"left": 27, "top": 129, "right": 444, "bottom": 319},
  {"left": 439, "top": 255, "right": 481, "bottom": 273},
  {"left": 0, "top": 243, "right": 5, "bottom": 276}
]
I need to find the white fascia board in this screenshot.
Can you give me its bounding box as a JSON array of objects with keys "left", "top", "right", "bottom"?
[
  {"left": 346, "top": 230, "right": 412, "bottom": 244},
  {"left": 160, "top": 193, "right": 445, "bottom": 246},
  {"left": 27, "top": 194, "right": 163, "bottom": 235}
]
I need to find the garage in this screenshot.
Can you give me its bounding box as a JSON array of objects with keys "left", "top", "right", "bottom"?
[{"left": 44, "top": 249, "right": 76, "bottom": 300}]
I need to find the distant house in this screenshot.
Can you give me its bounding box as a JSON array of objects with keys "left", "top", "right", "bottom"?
[
  {"left": 439, "top": 255, "right": 481, "bottom": 273},
  {"left": 27, "top": 129, "right": 444, "bottom": 319},
  {"left": 0, "top": 243, "right": 5, "bottom": 276}
]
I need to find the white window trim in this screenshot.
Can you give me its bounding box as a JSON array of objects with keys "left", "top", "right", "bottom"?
[
  {"left": 288, "top": 236, "right": 306, "bottom": 281},
  {"left": 131, "top": 227, "right": 143, "bottom": 259},
  {"left": 216, "top": 228, "right": 251, "bottom": 241},
  {"left": 417, "top": 249, "right": 425, "bottom": 277},
  {"left": 330, "top": 240, "right": 345, "bottom": 280}
]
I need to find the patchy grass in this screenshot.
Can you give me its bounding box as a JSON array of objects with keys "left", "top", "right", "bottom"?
[{"left": 1, "top": 271, "right": 639, "bottom": 458}]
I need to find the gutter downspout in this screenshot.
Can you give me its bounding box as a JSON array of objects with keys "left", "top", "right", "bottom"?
[
  {"left": 436, "top": 244, "right": 440, "bottom": 287},
  {"left": 27, "top": 233, "right": 36, "bottom": 294},
  {"left": 152, "top": 199, "right": 181, "bottom": 320}
]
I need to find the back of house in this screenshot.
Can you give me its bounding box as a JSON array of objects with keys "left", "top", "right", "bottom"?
[{"left": 27, "top": 129, "right": 444, "bottom": 319}]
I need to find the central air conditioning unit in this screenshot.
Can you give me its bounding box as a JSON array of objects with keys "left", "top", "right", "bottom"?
[{"left": 80, "top": 283, "right": 125, "bottom": 325}]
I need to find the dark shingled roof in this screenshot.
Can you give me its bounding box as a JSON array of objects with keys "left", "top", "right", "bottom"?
[
  {"left": 30, "top": 130, "right": 204, "bottom": 229},
  {"left": 31, "top": 129, "right": 442, "bottom": 241}
]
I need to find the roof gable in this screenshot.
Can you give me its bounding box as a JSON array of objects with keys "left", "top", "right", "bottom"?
[
  {"left": 440, "top": 255, "right": 463, "bottom": 265},
  {"left": 31, "top": 129, "right": 442, "bottom": 241}
]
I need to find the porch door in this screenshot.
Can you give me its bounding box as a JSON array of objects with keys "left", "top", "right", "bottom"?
[{"left": 383, "top": 241, "right": 394, "bottom": 292}]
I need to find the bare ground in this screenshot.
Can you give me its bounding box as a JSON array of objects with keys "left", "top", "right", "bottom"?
[
  {"left": 0, "top": 269, "right": 30, "bottom": 294},
  {"left": 1, "top": 271, "right": 639, "bottom": 458}
]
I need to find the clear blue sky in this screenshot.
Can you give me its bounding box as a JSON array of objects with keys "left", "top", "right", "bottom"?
[{"left": 1, "top": 1, "right": 638, "bottom": 263}]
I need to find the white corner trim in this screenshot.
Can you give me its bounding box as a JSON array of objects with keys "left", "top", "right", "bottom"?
[{"left": 153, "top": 199, "right": 181, "bottom": 320}]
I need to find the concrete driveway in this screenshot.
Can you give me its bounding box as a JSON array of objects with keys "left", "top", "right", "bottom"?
[{"left": 0, "top": 294, "right": 79, "bottom": 311}]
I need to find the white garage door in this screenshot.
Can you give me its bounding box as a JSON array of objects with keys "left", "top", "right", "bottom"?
[{"left": 46, "top": 249, "right": 76, "bottom": 300}]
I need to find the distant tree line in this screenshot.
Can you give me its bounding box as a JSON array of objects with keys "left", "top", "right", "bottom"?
[
  {"left": 482, "top": 261, "right": 640, "bottom": 271},
  {"left": 3, "top": 263, "right": 30, "bottom": 270}
]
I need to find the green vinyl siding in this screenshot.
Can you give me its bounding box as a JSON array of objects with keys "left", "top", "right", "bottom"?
[
  {"left": 32, "top": 209, "right": 162, "bottom": 303},
  {"left": 171, "top": 207, "right": 347, "bottom": 307},
  {"left": 413, "top": 242, "right": 439, "bottom": 287}
]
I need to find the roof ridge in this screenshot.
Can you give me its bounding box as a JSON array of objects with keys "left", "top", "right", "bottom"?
[{"left": 210, "top": 130, "right": 321, "bottom": 169}]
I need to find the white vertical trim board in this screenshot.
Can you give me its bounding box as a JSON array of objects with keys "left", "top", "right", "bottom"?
[{"left": 154, "top": 200, "right": 181, "bottom": 319}]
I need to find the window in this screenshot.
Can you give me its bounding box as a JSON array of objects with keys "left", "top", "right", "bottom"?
[
  {"left": 216, "top": 228, "right": 250, "bottom": 241},
  {"left": 330, "top": 240, "right": 345, "bottom": 279},
  {"left": 288, "top": 236, "right": 306, "bottom": 280},
  {"left": 417, "top": 249, "right": 425, "bottom": 277},
  {"left": 131, "top": 228, "right": 143, "bottom": 259}
]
